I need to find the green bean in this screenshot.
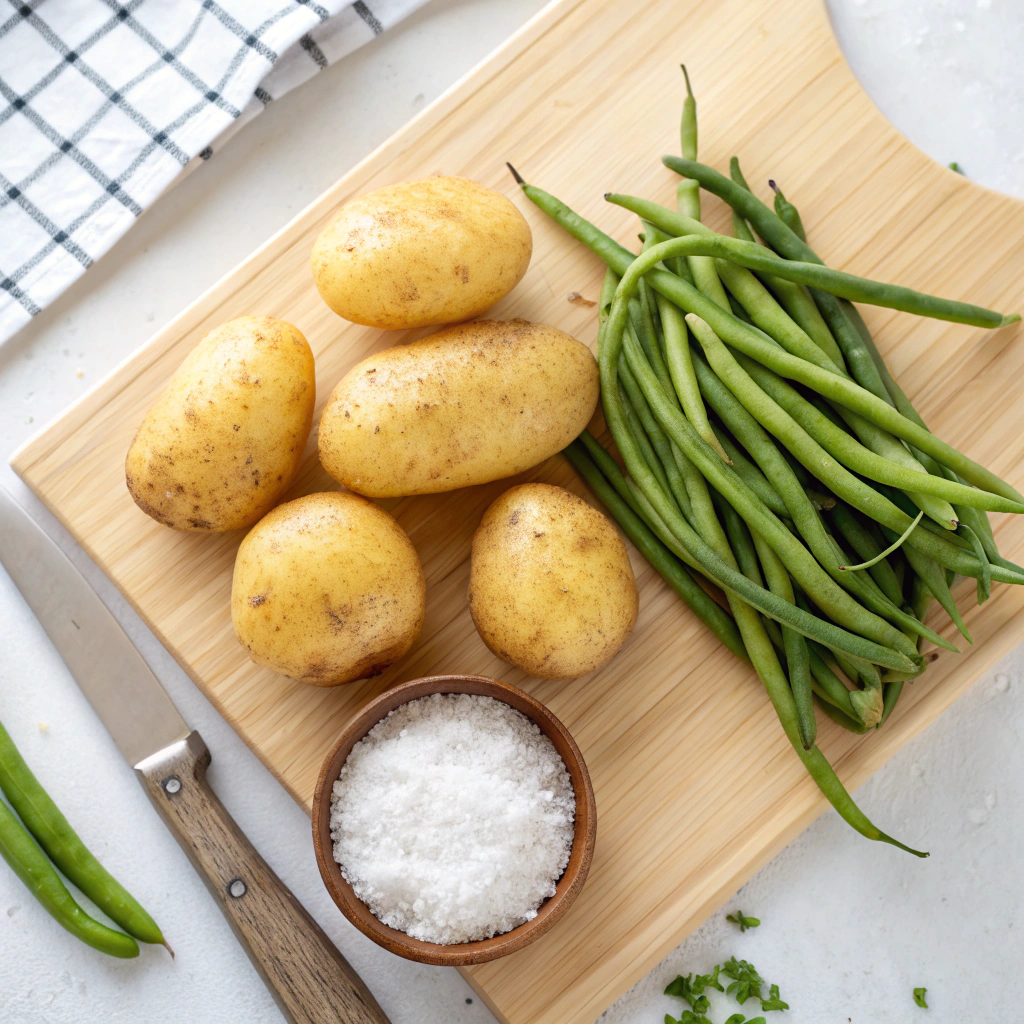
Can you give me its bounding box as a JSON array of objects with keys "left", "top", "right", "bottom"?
[
  {"left": 592, "top": 256, "right": 917, "bottom": 670},
  {"left": 629, "top": 296, "right": 672, "bottom": 389},
  {"left": 817, "top": 697, "right": 874, "bottom": 734},
  {"left": 513, "top": 175, "right": 1012, "bottom": 583},
  {"left": 674, "top": 67, "right": 731, "bottom": 313},
  {"left": 842, "top": 675, "right": 885, "bottom": 728},
  {"left": 736, "top": 360, "right": 1019, "bottom": 513},
  {"left": 688, "top": 315, "right": 962, "bottom": 650},
  {"left": 715, "top": 428, "right": 790, "bottom": 517},
  {"left": 620, "top": 355, "right": 682, "bottom": 502},
  {"left": 658, "top": 290, "right": 731, "bottom": 462},
  {"left": 518, "top": 182, "right": 1023, "bottom": 557},
  {"left": 830, "top": 504, "right": 904, "bottom": 606},
  {"left": 622, "top": 323, "right": 920, "bottom": 660},
  {"left": 879, "top": 681, "right": 904, "bottom": 727},
  {"left": 727, "top": 162, "right": 840, "bottom": 363},
  {"left": 766, "top": 279, "right": 845, "bottom": 367},
  {"left": 567, "top": 436, "right": 748, "bottom": 660},
  {"left": 718, "top": 516, "right": 921, "bottom": 854},
  {"left": 518, "top": 186, "right": 1016, "bottom": 503},
  {"left": 806, "top": 643, "right": 860, "bottom": 721},
  {"left": 664, "top": 184, "right": 957, "bottom": 526},
  {"left": 663, "top": 157, "right": 1019, "bottom": 329},
  {"left": 748, "top": 527, "right": 816, "bottom": 747},
  {"left": 688, "top": 338, "right": 954, "bottom": 650},
  {"left": 769, "top": 180, "right": 807, "bottom": 241},
  {"left": 729, "top": 156, "right": 752, "bottom": 192},
  {"left": 849, "top": 307, "right": 1019, "bottom": 574},
  {"left": 732, "top": 208, "right": 755, "bottom": 243},
  {"left": 599, "top": 264, "right": 618, "bottom": 324},
  {"left": 958, "top": 523, "right": 991, "bottom": 603},
  {"left": 0, "top": 797, "right": 139, "bottom": 958},
  {"left": 621, "top": 376, "right": 671, "bottom": 494},
  {"left": 658, "top": 181, "right": 954, "bottom": 525},
  {"left": 609, "top": 197, "right": 1015, "bottom": 329},
  {"left": 714, "top": 256, "right": 843, "bottom": 371},
  {"left": 889, "top": 528, "right": 973, "bottom": 643},
  {"left": 679, "top": 66, "right": 698, "bottom": 161},
  {"left": 0, "top": 721, "right": 164, "bottom": 948},
  {"left": 606, "top": 194, "right": 846, "bottom": 373}
]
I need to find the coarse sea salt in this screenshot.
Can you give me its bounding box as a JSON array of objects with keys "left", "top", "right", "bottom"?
[{"left": 330, "top": 692, "right": 575, "bottom": 945}]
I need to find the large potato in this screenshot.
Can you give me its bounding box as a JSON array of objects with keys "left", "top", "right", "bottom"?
[
  {"left": 318, "top": 319, "right": 599, "bottom": 497},
  {"left": 231, "top": 492, "right": 425, "bottom": 686},
  {"left": 310, "top": 176, "right": 532, "bottom": 330},
  {"left": 469, "top": 483, "right": 638, "bottom": 679},
  {"left": 126, "top": 316, "right": 315, "bottom": 531}
]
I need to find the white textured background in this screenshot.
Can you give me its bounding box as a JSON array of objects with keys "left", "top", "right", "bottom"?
[{"left": 0, "top": 1, "right": 1021, "bottom": 1022}]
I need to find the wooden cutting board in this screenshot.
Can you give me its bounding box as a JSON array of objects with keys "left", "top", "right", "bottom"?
[{"left": 12, "top": 0, "right": 1024, "bottom": 1020}]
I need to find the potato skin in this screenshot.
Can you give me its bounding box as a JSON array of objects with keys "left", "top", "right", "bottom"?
[
  {"left": 310, "top": 176, "right": 532, "bottom": 330},
  {"left": 469, "top": 483, "right": 638, "bottom": 679},
  {"left": 318, "top": 319, "right": 599, "bottom": 497},
  {"left": 231, "top": 492, "right": 426, "bottom": 686},
  {"left": 126, "top": 316, "right": 315, "bottom": 531}
]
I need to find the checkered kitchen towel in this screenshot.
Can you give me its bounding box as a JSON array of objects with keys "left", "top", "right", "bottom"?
[{"left": 0, "top": 0, "right": 428, "bottom": 344}]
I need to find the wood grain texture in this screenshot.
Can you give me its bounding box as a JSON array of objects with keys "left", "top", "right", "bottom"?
[
  {"left": 135, "top": 733, "right": 390, "bottom": 1024},
  {"left": 12, "top": 0, "right": 1024, "bottom": 1021}
]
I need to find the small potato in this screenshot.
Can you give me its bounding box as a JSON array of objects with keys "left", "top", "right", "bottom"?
[
  {"left": 231, "top": 492, "right": 425, "bottom": 686},
  {"left": 469, "top": 483, "right": 638, "bottom": 679},
  {"left": 126, "top": 315, "right": 315, "bottom": 531},
  {"left": 319, "top": 319, "right": 599, "bottom": 497},
  {"left": 310, "top": 176, "right": 532, "bottom": 330}
]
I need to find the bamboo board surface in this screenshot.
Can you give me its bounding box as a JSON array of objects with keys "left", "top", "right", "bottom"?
[{"left": 12, "top": 0, "right": 1024, "bottom": 1020}]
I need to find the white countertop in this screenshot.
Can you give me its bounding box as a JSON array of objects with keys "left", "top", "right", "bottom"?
[{"left": 1, "top": 1, "right": 1021, "bottom": 1022}]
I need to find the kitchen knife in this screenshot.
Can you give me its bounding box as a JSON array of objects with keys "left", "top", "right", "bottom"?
[{"left": 0, "top": 486, "right": 390, "bottom": 1024}]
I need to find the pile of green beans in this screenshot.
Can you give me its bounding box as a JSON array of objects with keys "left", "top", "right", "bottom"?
[
  {"left": 0, "top": 721, "right": 167, "bottom": 957},
  {"left": 510, "top": 67, "right": 1022, "bottom": 855}
]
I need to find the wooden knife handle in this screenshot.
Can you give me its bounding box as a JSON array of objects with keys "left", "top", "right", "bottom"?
[{"left": 135, "top": 732, "right": 391, "bottom": 1024}]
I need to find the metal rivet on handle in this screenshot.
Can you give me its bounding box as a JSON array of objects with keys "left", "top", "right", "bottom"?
[
  {"left": 227, "top": 878, "right": 247, "bottom": 899},
  {"left": 161, "top": 775, "right": 182, "bottom": 794}
]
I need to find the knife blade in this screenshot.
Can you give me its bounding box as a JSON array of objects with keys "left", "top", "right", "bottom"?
[
  {"left": 0, "top": 487, "right": 189, "bottom": 767},
  {"left": 0, "top": 487, "right": 390, "bottom": 1024}
]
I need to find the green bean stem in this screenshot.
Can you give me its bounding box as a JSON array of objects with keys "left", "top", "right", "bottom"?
[
  {"left": 0, "top": 721, "right": 165, "bottom": 948},
  {"left": 0, "top": 797, "right": 139, "bottom": 958},
  {"left": 829, "top": 503, "right": 905, "bottom": 606},
  {"left": 841, "top": 512, "right": 923, "bottom": 570}
]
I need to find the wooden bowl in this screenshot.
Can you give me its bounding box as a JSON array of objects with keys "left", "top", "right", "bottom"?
[{"left": 311, "top": 674, "right": 597, "bottom": 966}]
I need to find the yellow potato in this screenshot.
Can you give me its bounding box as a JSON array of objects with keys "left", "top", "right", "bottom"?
[
  {"left": 231, "top": 492, "right": 426, "bottom": 686},
  {"left": 126, "top": 315, "right": 315, "bottom": 531},
  {"left": 469, "top": 483, "right": 638, "bottom": 679},
  {"left": 318, "top": 319, "right": 599, "bottom": 497},
  {"left": 310, "top": 176, "right": 532, "bottom": 330}
]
